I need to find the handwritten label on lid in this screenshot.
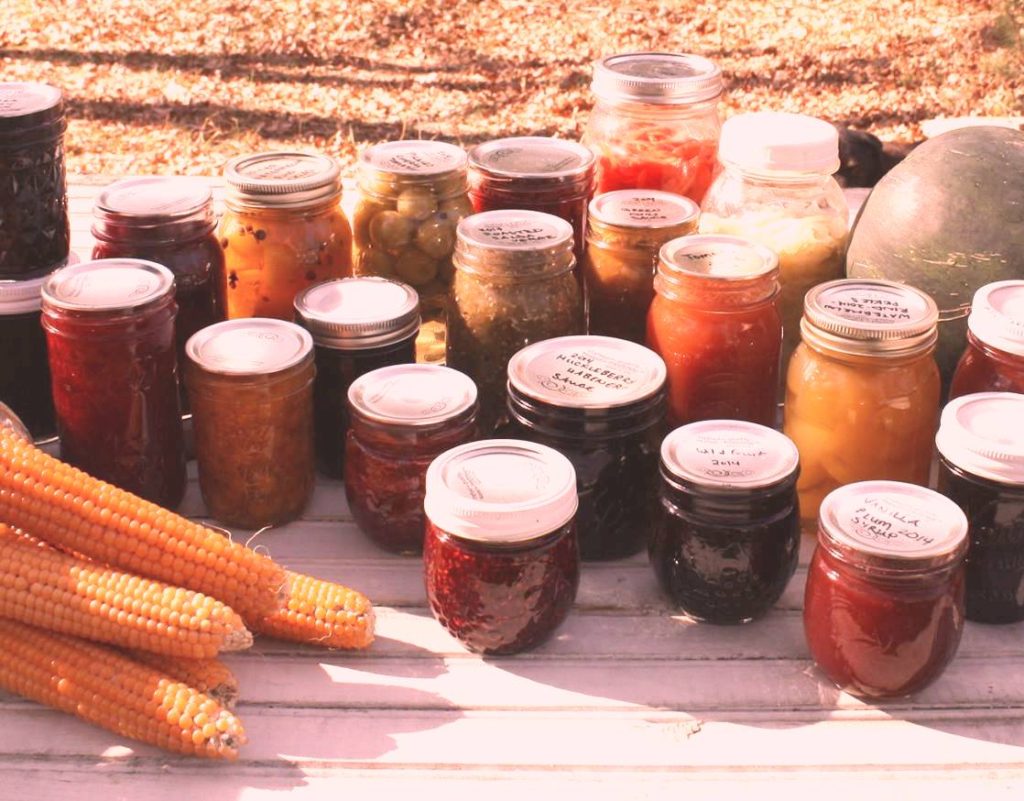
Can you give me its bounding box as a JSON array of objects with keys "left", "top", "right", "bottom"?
[
  {"left": 370, "top": 141, "right": 466, "bottom": 175},
  {"left": 663, "top": 420, "right": 799, "bottom": 489},
  {"left": 238, "top": 154, "right": 327, "bottom": 182},
  {"left": 817, "top": 285, "right": 928, "bottom": 326},
  {"left": 593, "top": 190, "right": 699, "bottom": 228},
  {"left": 664, "top": 237, "right": 774, "bottom": 278},
  {"left": 465, "top": 211, "right": 572, "bottom": 249}
]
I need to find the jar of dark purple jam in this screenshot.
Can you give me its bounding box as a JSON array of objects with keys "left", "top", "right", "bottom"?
[
  {"left": 0, "top": 275, "right": 56, "bottom": 440},
  {"left": 423, "top": 439, "right": 580, "bottom": 654}
]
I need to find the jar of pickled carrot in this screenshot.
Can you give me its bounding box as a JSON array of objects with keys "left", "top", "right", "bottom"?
[{"left": 949, "top": 281, "right": 1024, "bottom": 399}]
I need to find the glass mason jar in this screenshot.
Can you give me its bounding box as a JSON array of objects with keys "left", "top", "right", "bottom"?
[
  {"left": 700, "top": 112, "right": 848, "bottom": 374},
  {"left": 0, "top": 274, "right": 56, "bottom": 440},
  {"left": 582, "top": 52, "right": 723, "bottom": 203},
  {"left": 650, "top": 420, "right": 801, "bottom": 623},
  {"left": 423, "top": 439, "right": 579, "bottom": 655},
  {"left": 185, "top": 319, "right": 316, "bottom": 528},
  {"left": 935, "top": 392, "right": 1024, "bottom": 623},
  {"left": 218, "top": 151, "right": 351, "bottom": 320},
  {"left": 294, "top": 277, "right": 420, "bottom": 479},
  {"left": 41, "top": 259, "right": 185, "bottom": 508},
  {"left": 447, "top": 210, "right": 585, "bottom": 433},
  {"left": 949, "top": 281, "right": 1024, "bottom": 399},
  {"left": 784, "top": 279, "right": 941, "bottom": 527},
  {"left": 583, "top": 189, "right": 699, "bottom": 343},
  {"left": 647, "top": 234, "right": 781, "bottom": 428},
  {"left": 345, "top": 364, "right": 478, "bottom": 554},
  {"left": 352, "top": 140, "right": 471, "bottom": 363},
  {"left": 804, "top": 481, "right": 969, "bottom": 699},
  {"left": 0, "top": 82, "right": 69, "bottom": 277},
  {"left": 505, "top": 335, "right": 666, "bottom": 560}
]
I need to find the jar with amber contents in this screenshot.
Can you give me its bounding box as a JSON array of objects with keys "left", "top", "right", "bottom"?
[
  {"left": 219, "top": 151, "right": 351, "bottom": 320},
  {"left": 0, "top": 274, "right": 56, "bottom": 439},
  {"left": 949, "top": 281, "right": 1024, "bottom": 399},
  {"left": 185, "top": 319, "right": 315, "bottom": 528},
  {"left": 583, "top": 190, "right": 699, "bottom": 343}
]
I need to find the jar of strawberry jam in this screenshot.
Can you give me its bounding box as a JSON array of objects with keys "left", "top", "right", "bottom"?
[
  {"left": 804, "top": 481, "right": 968, "bottom": 699},
  {"left": 949, "top": 281, "right": 1024, "bottom": 399},
  {"left": 424, "top": 440, "right": 579, "bottom": 654},
  {"left": 0, "top": 274, "right": 56, "bottom": 440},
  {"left": 345, "top": 364, "right": 478, "bottom": 554}
]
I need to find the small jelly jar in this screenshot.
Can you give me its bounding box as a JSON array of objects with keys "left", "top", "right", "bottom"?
[
  {"left": 41, "top": 259, "right": 186, "bottom": 507},
  {"left": 294, "top": 277, "right": 420, "bottom": 478},
  {"left": 423, "top": 439, "right": 580, "bottom": 655},
  {"left": 650, "top": 420, "right": 801, "bottom": 623},
  {"left": 505, "top": 335, "right": 666, "bottom": 560},
  {"left": 0, "top": 274, "right": 56, "bottom": 440},
  {"left": 185, "top": 319, "right": 315, "bottom": 528},
  {"left": 935, "top": 392, "right": 1024, "bottom": 623},
  {"left": 804, "top": 481, "right": 968, "bottom": 699},
  {"left": 345, "top": 364, "right": 478, "bottom": 554},
  {"left": 949, "top": 281, "right": 1024, "bottom": 399}
]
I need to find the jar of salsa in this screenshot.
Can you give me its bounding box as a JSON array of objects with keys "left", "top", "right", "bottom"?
[
  {"left": 219, "top": 151, "right": 351, "bottom": 320},
  {"left": 423, "top": 439, "right": 579, "bottom": 654},
  {"left": 804, "top": 481, "right": 968, "bottom": 699},
  {"left": 185, "top": 319, "right": 315, "bottom": 528},
  {"left": 784, "top": 279, "right": 940, "bottom": 527},
  {"left": 506, "top": 335, "right": 666, "bottom": 560},
  {"left": 582, "top": 53, "right": 722, "bottom": 203},
  {"left": 650, "top": 420, "right": 801, "bottom": 623},
  {"left": 294, "top": 277, "right": 419, "bottom": 479},
  {"left": 0, "top": 274, "right": 56, "bottom": 440},
  {"left": 935, "top": 392, "right": 1024, "bottom": 623},
  {"left": 345, "top": 364, "right": 478, "bottom": 554},
  {"left": 949, "top": 281, "right": 1024, "bottom": 400},
  {"left": 646, "top": 234, "right": 781, "bottom": 428},
  {"left": 41, "top": 258, "right": 185, "bottom": 507},
  {"left": 583, "top": 189, "right": 699, "bottom": 343}
]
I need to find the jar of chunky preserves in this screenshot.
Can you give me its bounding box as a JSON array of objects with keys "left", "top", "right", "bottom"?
[
  {"left": 0, "top": 82, "right": 69, "bottom": 277},
  {"left": 949, "top": 281, "right": 1024, "bottom": 399},
  {"left": 423, "top": 439, "right": 579, "bottom": 654},
  {"left": 506, "top": 335, "right": 666, "bottom": 560},
  {"left": 218, "top": 151, "right": 351, "bottom": 320},
  {"left": 352, "top": 140, "right": 471, "bottom": 363},
  {"left": 185, "top": 319, "right": 315, "bottom": 528},
  {"left": 935, "top": 392, "right": 1024, "bottom": 623},
  {"left": 804, "top": 481, "right": 968, "bottom": 699},
  {"left": 0, "top": 275, "right": 56, "bottom": 439},
  {"left": 582, "top": 52, "right": 723, "bottom": 203},
  {"left": 447, "top": 210, "right": 585, "bottom": 433},
  {"left": 650, "top": 420, "right": 801, "bottom": 623},
  {"left": 41, "top": 259, "right": 185, "bottom": 507},
  {"left": 583, "top": 190, "right": 699, "bottom": 343},
  {"left": 345, "top": 364, "right": 478, "bottom": 554},
  {"left": 647, "top": 234, "right": 781, "bottom": 427}
]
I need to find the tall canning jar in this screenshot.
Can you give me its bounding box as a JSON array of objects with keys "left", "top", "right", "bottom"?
[
  {"left": 949, "top": 281, "right": 1024, "bottom": 399},
  {"left": 218, "top": 151, "right": 351, "bottom": 320},
  {"left": 582, "top": 52, "right": 723, "bottom": 203},
  {"left": 0, "top": 274, "right": 56, "bottom": 440}
]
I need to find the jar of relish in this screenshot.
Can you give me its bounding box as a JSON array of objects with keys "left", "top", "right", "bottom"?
[
  {"left": 804, "top": 481, "right": 968, "bottom": 699},
  {"left": 294, "top": 277, "right": 420, "bottom": 479},
  {"left": 935, "top": 392, "right": 1024, "bottom": 623},
  {"left": 424, "top": 439, "right": 579, "bottom": 655},
  {"left": 0, "top": 274, "right": 56, "bottom": 440},
  {"left": 345, "top": 364, "right": 478, "bottom": 554},
  {"left": 505, "top": 335, "right": 666, "bottom": 560},
  {"left": 650, "top": 420, "right": 801, "bottom": 623},
  {"left": 949, "top": 281, "right": 1024, "bottom": 399},
  {"left": 41, "top": 259, "right": 186, "bottom": 507}
]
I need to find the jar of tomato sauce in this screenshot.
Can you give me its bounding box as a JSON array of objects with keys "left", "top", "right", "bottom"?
[
  {"left": 949, "top": 281, "right": 1024, "bottom": 399},
  {"left": 0, "top": 274, "right": 56, "bottom": 440},
  {"left": 804, "top": 481, "right": 968, "bottom": 699}
]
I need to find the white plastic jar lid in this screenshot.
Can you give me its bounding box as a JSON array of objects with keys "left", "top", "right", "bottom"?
[
  {"left": 294, "top": 277, "right": 420, "bottom": 350},
  {"left": 0, "top": 274, "right": 48, "bottom": 315},
  {"left": 591, "top": 52, "right": 723, "bottom": 105},
  {"left": 718, "top": 111, "right": 840, "bottom": 174},
  {"left": 589, "top": 190, "right": 700, "bottom": 229},
  {"left": 348, "top": 364, "right": 477, "bottom": 427},
  {"left": 966, "top": 280, "right": 1024, "bottom": 357},
  {"left": 936, "top": 392, "right": 1024, "bottom": 485},
  {"left": 186, "top": 318, "right": 313, "bottom": 376},
  {"left": 41, "top": 258, "right": 175, "bottom": 313}
]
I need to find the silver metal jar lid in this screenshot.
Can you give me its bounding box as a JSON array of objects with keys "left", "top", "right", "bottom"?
[
  {"left": 361, "top": 140, "right": 468, "bottom": 178},
  {"left": 469, "top": 137, "right": 595, "bottom": 180},
  {"left": 0, "top": 82, "right": 64, "bottom": 134},
  {"left": 224, "top": 151, "right": 342, "bottom": 209},
  {"left": 94, "top": 176, "right": 213, "bottom": 222},
  {"left": 294, "top": 277, "right": 420, "bottom": 350},
  {"left": 41, "top": 258, "right": 175, "bottom": 313},
  {"left": 591, "top": 52, "right": 723, "bottom": 106},
  {"left": 348, "top": 364, "right": 477, "bottom": 427},
  {"left": 186, "top": 318, "right": 313, "bottom": 376},
  {"left": 936, "top": 392, "right": 1024, "bottom": 485}
]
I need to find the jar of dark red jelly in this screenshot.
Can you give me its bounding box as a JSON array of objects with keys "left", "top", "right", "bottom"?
[
  {"left": 935, "top": 392, "right": 1024, "bottom": 623},
  {"left": 0, "top": 274, "right": 56, "bottom": 440},
  {"left": 650, "top": 420, "right": 801, "bottom": 623},
  {"left": 804, "top": 481, "right": 969, "bottom": 699},
  {"left": 294, "top": 277, "right": 420, "bottom": 478},
  {"left": 949, "top": 281, "right": 1024, "bottom": 399},
  {"left": 505, "top": 335, "right": 666, "bottom": 560},
  {"left": 423, "top": 439, "right": 580, "bottom": 654},
  {"left": 345, "top": 364, "right": 478, "bottom": 553},
  {"left": 41, "top": 258, "right": 186, "bottom": 508}
]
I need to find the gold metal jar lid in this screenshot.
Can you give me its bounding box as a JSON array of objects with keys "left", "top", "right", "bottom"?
[{"left": 224, "top": 151, "right": 342, "bottom": 209}]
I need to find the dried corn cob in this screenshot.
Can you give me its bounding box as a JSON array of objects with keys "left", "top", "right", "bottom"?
[
  {"left": 0, "top": 618, "right": 246, "bottom": 759},
  {"left": 127, "top": 651, "right": 239, "bottom": 709},
  {"left": 252, "top": 571, "right": 375, "bottom": 649}
]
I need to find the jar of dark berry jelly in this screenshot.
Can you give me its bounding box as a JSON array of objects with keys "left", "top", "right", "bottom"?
[
  {"left": 649, "top": 420, "right": 801, "bottom": 623},
  {"left": 505, "top": 334, "right": 666, "bottom": 560},
  {"left": 804, "top": 481, "right": 969, "bottom": 699},
  {"left": 935, "top": 392, "right": 1024, "bottom": 623},
  {"left": 949, "top": 281, "right": 1024, "bottom": 399},
  {"left": 294, "top": 277, "right": 420, "bottom": 478},
  {"left": 0, "top": 274, "right": 56, "bottom": 440},
  {"left": 423, "top": 439, "right": 580, "bottom": 655},
  {"left": 345, "top": 364, "right": 478, "bottom": 554}
]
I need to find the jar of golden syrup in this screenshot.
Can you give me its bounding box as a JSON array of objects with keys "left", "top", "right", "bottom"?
[{"left": 949, "top": 281, "right": 1024, "bottom": 399}]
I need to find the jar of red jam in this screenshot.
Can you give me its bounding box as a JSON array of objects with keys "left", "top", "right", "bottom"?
[
  {"left": 804, "top": 481, "right": 969, "bottom": 699},
  {"left": 949, "top": 281, "right": 1024, "bottom": 400},
  {"left": 582, "top": 52, "right": 723, "bottom": 203},
  {"left": 345, "top": 364, "right": 478, "bottom": 554},
  {"left": 650, "top": 420, "right": 801, "bottom": 623},
  {"left": 935, "top": 392, "right": 1024, "bottom": 623},
  {"left": 505, "top": 335, "right": 666, "bottom": 560},
  {"left": 41, "top": 258, "right": 186, "bottom": 507},
  {"left": 294, "top": 277, "right": 420, "bottom": 479},
  {"left": 646, "top": 234, "right": 781, "bottom": 428},
  {"left": 0, "top": 274, "right": 56, "bottom": 440},
  {"left": 424, "top": 440, "right": 580, "bottom": 654}
]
